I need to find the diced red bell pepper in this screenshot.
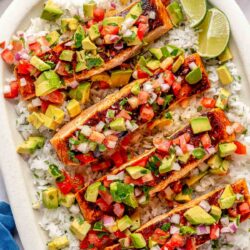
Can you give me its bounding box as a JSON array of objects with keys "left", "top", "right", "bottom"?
[
  {"left": 178, "top": 84, "right": 192, "bottom": 98},
  {"left": 1, "top": 49, "right": 15, "bottom": 64},
  {"left": 114, "top": 230, "right": 126, "bottom": 238},
  {"left": 179, "top": 134, "right": 188, "bottom": 153},
  {"left": 17, "top": 60, "right": 34, "bottom": 75},
  {"left": 89, "top": 131, "right": 105, "bottom": 144},
  {"left": 87, "top": 19, "right": 97, "bottom": 28},
  {"left": 111, "top": 149, "right": 127, "bottom": 167},
  {"left": 117, "top": 109, "right": 132, "bottom": 120},
  {"left": 71, "top": 174, "right": 84, "bottom": 193},
  {"left": 136, "top": 15, "right": 149, "bottom": 25},
  {"left": 40, "top": 90, "right": 65, "bottom": 105},
  {"left": 56, "top": 172, "right": 73, "bottom": 195},
  {"left": 3, "top": 81, "right": 19, "bottom": 99},
  {"left": 164, "top": 70, "right": 175, "bottom": 86},
  {"left": 172, "top": 181, "right": 182, "bottom": 194},
  {"left": 201, "top": 133, "right": 212, "bottom": 149},
  {"left": 76, "top": 153, "right": 96, "bottom": 165},
  {"left": 29, "top": 42, "right": 42, "bottom": 56},
  {"left": 138, "top": 91, "right": 149, "bottom": 105},
  {"left": 140, "top": 105, "right": 154, "bottom": 121},
  {"left": 124, "top": 176, "right": 144, "bottom": 186},
  {"left": 164, "top": 234, "right": 185, "bottom": 248},
  {"left": 137, "top": 69, "right": 149, "bottom": 79},
  {"left": 101, "top": 26, "right": 119, "bottom": 36},
  {"left": 172, "top": 81, "right": 181, "bottom": 96},
  {"left": 93, "top": 8, "right": 105, "bottom": 22},
  {"left": 113, "top": 203, "right": 125, "bottom": 218},
  {"left": 91, "top": 161, "right": 111, "bottom": 172},
  {"left": 151, "top": 228, "right": 170, "bottom": 245},
  {"left": 210, "top": 224, "right": 220, "bottom": 240},
  {"left": 96, "top": 198, "right": 110, "bottom": 212},
  {"left": 88, "top": 231, "right": 102, "bottom": 248},
  {"left": 17, "top": 77, "right": 36, "bottom": 100},
  {"left": 98, "top": 81, "right": 110, "bottom": 89},
  {"left": 98, "top": 190, "right": 113, "bottom": 205},
  {"left": 132, "top": 156, "right": 149, "bottom": 167},
  {"left": 238, "top": 202, "right": 250, "bottom": 215},
  {"left": 228, "top": 207, "right": 238, "bottom": 218},
  {"left": 137, "top": 23, "right": 148, "bottom": 41},
  {"left": 186, "top": 238, "right": 196, "bottom": 250},
  {"left": 201, "top": 97, "right": 216, "bottom": 108},
  {"left": 41, "top": 100, "right": 50, "bottom": 113},
  {"left": 234, "top": 141, "right": 247, "bottom": 155},
  {"left": 153, "top": 138, "right": 171, "bottom": 153}
]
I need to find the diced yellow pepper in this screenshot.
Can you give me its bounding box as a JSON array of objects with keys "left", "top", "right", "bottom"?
[
  {"left": 43, "top": 116, "right": 59, "bottom": 130},
  {"left": 67, "top": 99, "right": 81, "bottom": 118}
]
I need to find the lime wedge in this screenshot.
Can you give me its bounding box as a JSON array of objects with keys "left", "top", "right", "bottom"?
[
  {"left": 198, "top": 8, "right": 230, "bottom": 58},
  {"left": 180, "top": 0, "right": 207, "bottom": 27}
]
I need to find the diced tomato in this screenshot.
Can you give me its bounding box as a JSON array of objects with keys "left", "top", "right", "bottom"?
[
  {"left": 40, "top": 90, "right": 65, "bottom": 105},
  {"left": 140, "top": 105, "right": 154, "bottom": 121},
  {"left": 117, "top": 109, "right": 132, "bottom": 120},
  {"left": 132, "top": 156, "right": 149, "bottom": 167},
  {"left": 53, "top": 43, "right": 64, "bottom": 55},
  {"left": 98, "top": 81, "right": 110, "bottom": 89},
  {"left": 238, "top": 202, "right": 250, "bottom": 215},
  {"left": 99, "top": 190, "right": 113, "bottom": 205},
  {"left": 41, "top": 100, "right": 50, "bottom": 113},
  {"left": 113, "top": 203, "right": 125, "bottom": 218},
  {"left": 186, "top": 238, "right": 196, "bottom": 250},
  {"left": 1, "top": 49, "right": 15, "bottom": 64},
  {"left": 153, "top": 137, "right": 171, "bottom": 153},
  {"left": 89, "top": 131, "right": 105, "bottom": 144},
  {"left": 88, "top": 231, "right": 102, "bottom": 247},
  {"left": 56, "top": 172, "right": 73, "bottom": 195},
  {"left": 17, "top": 60, "right": 34, "bottom": 75},
  {"left": 164, "top": 70, "right": 175, "bottom": 86},
  {"left": 172, "top": 181, "right": 182, "bottom": 194},
  {"left": 96, "top": 198, "right": 110, "bottom": 212},
  {"left": 91, "top": 161, "right": 111, "bottom": 172},
  {"left": 124, "top": 175, "right": 144, "bottom": 186},
  {"left": 94, "top": 8, "right": 105, "bottom": 21},
  {"left": 201, "top": 133, "right": 212, "bottom": 149},
  {"left": 18, "top": 77, "right": 36, "bottom": 100},
  {"left": 184, "top": 133, "right": 191, "bottom": 143},
  {"left": 137, "top": 69, "right": 149, "bottom": 79},
  {"left": 103, "top": 177, "right": 112, "bottom": 188},
  {"left": 29, "top": 42, "right": 42, "bottom": 56},
  {"left": 80, "top": 237, "right": 89, "bottom": 249},
  {"left": 228, "top": 207, "right": 238, "bottom": 218},
  {"left": 210, "top": 224, "right": 220, "bottom": 240},
  {"left": 87, "top": 19, "right": 97, "bottom": 28},
  {"left": 111, "top": 149, "right": 127, "bottom": 167},
  {"left": 0, "top": 41, "right": 5, "bottom": 49},
  {"left": 120, "top": 133, "right": 133, "bottom": 149},
  {"left": 56, "top": 62, "right": 72, "bottom": 76},
  {"left": 3, "top": 81, "right": 19, "bottom": 99},
  {"left": 138, "top": 91, "right": 149, "bottom": 105},
  {"left": 179, "top": 84, "right": 191, "bottom": 98},
  {"left": 114, "top": 230, "right": 126, "bottom": 238},
  {"left": 101, "top": 26, "right": 119, "bottom": 36},
  {"left": 104, "top": 135, "right": 118, "bottom": 149},
  {"left": 137, "top": 23, "right": 148, "bottom": 41},
  {"left": 179, "top": 134, "right": 188, "bottom": 153},
  {"left": 164, "top": 234, "right": 185, "bottom": 248},
  {"left": 71, "top": 174, "right": 84, "bottom": 193},
  {"left": 172, "top": 81, "right": 181, "bottom": 96},
  {"left": 157, "top": 97, "right": 165, "bottom": 105},
  {"left": 151, "top": 228, "right": 170, "bottom": 245},
  {"left": 234, "top": 141, "right": 247, "bottom": 155},
  {"left": 12, "top": 40, "right": 23, "bottom": 53},
  {"left": 76, "top": 153, "right": 96, "bottom": 165},
  {"left": 201, "top": 97, "right": 216, "bottom": 108}
]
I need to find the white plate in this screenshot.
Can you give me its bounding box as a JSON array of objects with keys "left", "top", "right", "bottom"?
[{"left": 0, "top": 1, "right": 250, "bottom": 250}]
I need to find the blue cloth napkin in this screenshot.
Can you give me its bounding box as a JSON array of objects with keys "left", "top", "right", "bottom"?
[{"left": 0, "top": 202, "right": 19, "bottom": 250}]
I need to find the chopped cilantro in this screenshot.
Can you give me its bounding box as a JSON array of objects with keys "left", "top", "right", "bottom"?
[
  {"left": 85, "top": 56, "right": 104, "bottom": 70},
  {"left": 165, "top": 112, "right": 172, "bottom": 119},
  {"left": 161, "top": 223, "right": 171, "bottom": 232},
  {"left": 182, "top": 185, "right": 193, "bottom": 195},
  {"left": 163, "top": 95, "right": 173, "bottom": 109},
  {"left": 197, "top": 106, "right": 203, "bottom": 112}
]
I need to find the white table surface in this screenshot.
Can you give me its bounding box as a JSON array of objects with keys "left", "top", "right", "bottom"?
[{"left": 0, "top": 0, "right": 249, "bottom": 249}]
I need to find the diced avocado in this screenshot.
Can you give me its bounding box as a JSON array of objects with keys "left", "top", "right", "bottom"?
[
  {"left": 130, "top": 233, "right": 146, "bottom": 249},
  {"left": 41, "top": 0, "right": 63, "bottom": 21},
  {"left": 207, "top": 154, "right": 222, "bottom": 169},
  {"left": 43, "top": 116, "right": 59, "bottom": 130},
  {"left": 166, "top": 1, "right": 184, "bottom": 27},
  {"left": 192, "top": 148, "right": 206, "bottom": 160},
  {"left": 148, "top": 237, "right": 157, "bottom": 248},
  {"left": 126, "top": 2, "right": 142, "bottom": 21},
  {"left": 210, "top": 160, "right": 229, "bottom": 175},
  {"left": 59, "top": 192, "right": 75, "bottom": 208},
  {"left": 30, "top": 56, "right": 51, "bottom": 72},
  {"left": 35, "top": 70, "right": 61, "bottom": 96},
  {"left": 117, "top": 215, "right": 133, "bottom": 232},
  {"left": 159, "top": 154, "right": 176, "bottom": 174},
  {"left": 178, "top": 153, "right": 190, "bottom": 164},
  {"left": 69, "top": 82, "right": 91, "bottom": 104},
  {"left": 82, "top": 36, "right": 97, "bottom": 51},
  {"left": 190, "top": 116, "right": 212, "bottom": 134},
  {"left": 219, "top": 143, "right": 237, "bottom": 158},
  {"left": 83, "top": 2, "right": 96, "bottom": 18},
  {"left": 215, "top": 88, "right": 231, "bottom": 110},
  {"left": 42, "top": 187, "right": 58, "bottom": 209},
  {"left": 210, "top": 205, "right": 222, "bottom": 221},
  {"left": 131, "top": 81, "right": 141, "bottom": 95},
  {"left": 126, "top": 166, "right": 150, "bottom": 180},
  {"left": 185, "top": 67, "right": 202, "bottom": 85},
  {"left": 219, "top": 47, "right": 233, "bottom": 63},
  {"left": 85, "top": 181, "right": 101, "bottom": 202},
  {"left": 46, "top": 31, "right": 60, "bottom": 46},
  {"left": 161, "top": 46, "right": 170, "bottom": 58},
  {"left": 185, "top": 206, "right": 216, "bottom": 225},
  {"left": 91, "top": 72, "right": 112, "bottom": 85},
  {"left": 48, "top": 235, "right": 69, "bottom": 250},
  {"left": 61, "top": 18, "right": 79, "bottom": 32},
  {"left": 149, "top": 48, "right": 163, "bottom": 60},
  {"left": 75, "top": 62, "right": 87, "bottom": 73},
  {"left": 110, "top": 69, "right": 133, "bottom": 88},
  {"left": 103, "top": 16, "right": 124, "bottom": 26},
  {"left": 17, "top": 136, "right": 45, "bottom": 155},
  {"left": 180, "top": 226, "right": 196, "bottom": 235},
  {"left": 70, "top": 218, "right": 91, "bottom": 241},
  {"left": 110, "top": 117, "right": 126, "bottom": 132},
  {"left": 219, "top": 185, "right": 236, "bottom": 209},
  {"left": 217, "top": 65, "right": 233, "bottom": 85},
  {"left": 88, "top": 24, "right": 100, "bottom": 41},
  {"left": 172, "top": 55, "right": 184, "bottom": 73},
  {"left": 126, "top": 27, "right": 142, "bottom": 46},
  {"left": 185, "top": 171, "right": 208, "bottom": 187},
  {"left": 160, "top": 57, "right": 174, "bottom": 70},
  {"left": 175, "top": 193, "right": 191, "bottom": 203},
  {"left": 59, "top": 50, "right": 75, "bottom": 62},
  {"left": 130, "top": 211, "right": 141, "bottom": 231},
  {"left": 45, "top": 105, "right": 64, "bottom": 124},
  {"left": 28, "top": 112, "right": 45, "bottom": 129},
  {"left": 85, "top": 55, "right": 104, "bottom": 70},
  {"left": 146, "top": 60, "right": 160, "bottom": 71},
  {"left": 74, "top": 25, "right": 85, "bottom": 49},
  {"left": 67, "top": 99, "right": 81, "bottom": 118}
]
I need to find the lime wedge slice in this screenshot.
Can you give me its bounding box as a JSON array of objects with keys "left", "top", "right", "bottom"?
[
  {"left": 198, "top": 8, "right": 230, "bottom": 58},
  {"left": 180, "top": 0, "right": 207, "bottom": 27}
]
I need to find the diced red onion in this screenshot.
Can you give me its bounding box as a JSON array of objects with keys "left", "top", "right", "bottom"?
[
  {"left": 220, "top": 216, "right": 230, "bottom": 227},
  {"left": 198, "top": 163, "right": 209, "bottom": 172},
  {"left": 199, "top": 200, "right": 211, "bottom": 212},
  {"left": 132, "top": 70, "right": 138, "bottom": 79},
  {"left": 187, "top": 144, "right": 194, "bottom": 152},
  {"left": 77, "top": 142, "right": 90, "bottom": 154},
  {"left": 95, "top": 38, "right": 104, "bottom": 46},
  {"left": 138, "top": 195, "right": 146, "bottom": 204},
  {"left": 228, "top": 222, "right": 238, "bottom": 233},
  {"left": 236, "top": 193, "right": 244, "bottom": 201},
  {"left": 65, "top": 41, "right": 74, "bottom": 47},
  {"left": 149, "top": 93, "right": 157, "bottom": 104},
  {"left": 20, "top": 78, "right": 27, "bottom": 87},
  {"left": 206, "top": 147, "right": 216, "bottom": 155},
  {"left": 160, "top": 83, "right": 170, "bottom": 92},
  {"left": 67, "top": 80, "right": 79, "bottom": 89},
  {"left": 220, "top": 227, "right": 232, "bottom": 234},
  {"left": 96, "top": 121, "right": 105, "bottom": 132},
  {"left": 148, "top": 11, "right": 156, "bottom": 19},
  {"left": 104, "top": 130, "right": 114, "bottom": 136},
  {"left": 175, "top": 146, "right": 183, "bottom": 156},
  {"left": 7, "top": 44, "right": 13, "bottom": 50},
  {"left": 151, "top": 246, "right": 161, "bottom": 250},
  {"left": 196, "top": 225, "right": 210, "bottom": 235},
  {"left": 31, "top": 98, "right": 42, "bottom": 107},
  {"left": 170, "top": 225, "right": 180, "bottom": 234},
  {"left": 226, "top": 125, "right": 234, "bottom": 135},
  {"left": 15, "top": 53, "right": 21, "bottom": 61},
  {"left": 81, "top": 125, "right": 92, "bottom": 137},
  {"left": 142, "top": 173, "right": 154, "bottom": 183},
  {"left": 189, "top": 62, "right": 197, "bottom": 70},
  {"left": 190, "top": 168, "right": 199, "bottom": 177},
  {"left": 107, "top": 140, "right": 117, "bottom": 149},
  {"left": 176, "top": 76, "right": 183, "bottom": 83},
  {"left": 103, "top": 215, "right": 115, "bottom": 227},
  {"left": 123, "top": 29, "right": 133, "bottom": 37},
  {"left": 41, "top": 45, "right": 51, "bottom": 53},
  {"left": 110, "top": 35, "right": 120, "bottom": 43},
  {"left": 172, "top": 162, "right": 181, "bottom": 171},
  {"left": 107, "top": 171, "right": 125, "bottom": 181},
  {"left": 135, "top": 188, "right": 142, "bottom": 197},
  {"left": 3, "top": 85, "right": 11, "bottom": 94},
  {"left": 114, "top": 42, "right": 124, "bottom": 50},
  {"left": 55, "top": 62, "right": 61, "bottom": 71},
  {"left": 170, "top": 214, "right": 180, "bottom": 224},
  {"left": 111, "top": 2, "right": 116, "bottom": 8},
  {"left": 125, "top": 120, "right": 138, "bottom": 132},
  {"left": 157, "top": 73, "right": 164, "bottom": 84}
]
